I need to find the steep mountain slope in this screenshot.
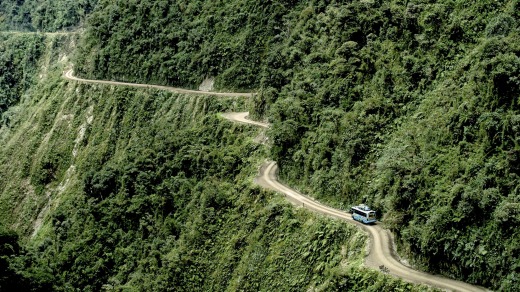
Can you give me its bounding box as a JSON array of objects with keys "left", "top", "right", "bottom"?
[
  {"left": 74, "top": 0, "right": 301, "bottom": 90},
  {"left": 0, "top": 33, "right": 428, "bottom": 290},
  {"left": 261, "top": 3, "right": 519, "bottom": 290},
  {"left": 72, "top": 0, "right": 519, "bottom": 289},
  {"left": 2, "top": 0, "right": 519, "bottom": 290},
  {"left": 0, "top": 33, "right": 44, "bottom": 116}
]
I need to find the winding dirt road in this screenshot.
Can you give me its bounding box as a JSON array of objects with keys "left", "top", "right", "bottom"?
[
  {"left": 223, "top": 113, "right": 488, "bottom": 292},
  {"left": 64, "top": 70, "right": 253, "bottom": 97},
  {"left": 63, "top": 71, "right": 487, "bottom": 291}
]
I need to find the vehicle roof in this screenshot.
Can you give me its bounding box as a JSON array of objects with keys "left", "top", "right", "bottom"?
[{"left": 352, "top": 204, "right": 375, "bottom": 212}]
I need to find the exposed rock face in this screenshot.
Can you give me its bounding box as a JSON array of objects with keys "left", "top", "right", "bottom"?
[{"left": 198, "top": 76, "right": 215, "bottom": 92}]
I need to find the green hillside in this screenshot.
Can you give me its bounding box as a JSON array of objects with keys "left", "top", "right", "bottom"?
[
  {"left": 72, "top": 0, "right": 519, "bottom": 289},
  {"left": 0, "top": 33, "right": 44, "bottom": 116},
  {"left": 1, "top": 0, "right": 519, "bottom": 290},
  {"left": 0, "top": 33, "right": 426, "bottom": 290}
]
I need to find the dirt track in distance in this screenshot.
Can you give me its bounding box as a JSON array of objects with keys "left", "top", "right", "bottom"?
[
  {"left": 64, "top": 69, "right": 254, "bottom": 97},
  {"left": 221, "top": 112, "right": 269, "bottom": 128}
]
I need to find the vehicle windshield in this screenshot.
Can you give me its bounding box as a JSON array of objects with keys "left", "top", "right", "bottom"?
[{"left": 368, "top": 212, "right": 376, "bottom": 219}]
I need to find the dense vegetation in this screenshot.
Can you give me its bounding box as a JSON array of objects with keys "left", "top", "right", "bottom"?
[
  {"left": 260, "top": 2, "right": 519, "bottom": 290},
  {"left": 1, "top": 0, "right": 519, "bottom": 290},
  {"left": 74, "top": 0, "right": 303, "bottom": 90},
  {"left": 0, "top": 33, "right": 428, "bottom": 290},
  {"left": 73, "top": 0, "right": 519, "bottom": 289},
  {"left": 0, "top": 0, "right": 98, "bottom": 31},
  {"left": 0, "top": 34, "right": 44, "bottom": 118}
]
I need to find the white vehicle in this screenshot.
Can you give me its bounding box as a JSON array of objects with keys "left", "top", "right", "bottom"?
[{"left": 350, "top": 204, "right": 376, "bottom": 224}]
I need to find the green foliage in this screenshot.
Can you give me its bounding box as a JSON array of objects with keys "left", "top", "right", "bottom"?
[
  {"left": 74, "top": 0, "right": 306, "bottom": 90},
  {"left": 0, "top": 228, "right": 19, "bottom": 256},
  {"left": 326, "top": 266, "right": 427, "bottom": 292},
  {"left": 0, "top": 34, "right": 44, "bottom": 117},
  {"left": 1, "top": 0, "right": 518, "bottom": 290},
  {"left": 0, "top": 67, "right": 427, "bottom": 290},
  {"left": 0, "top": 0, "right": 98, "bottom": 32},
  {"left": 0, "top": 227, "right": 53, "bottom": 291},
  {"left": 250, "top": 1, "right": 519, "bottom": 290},
  {"left": 485, "top": 13, "right": 516, "bottom": 37}
]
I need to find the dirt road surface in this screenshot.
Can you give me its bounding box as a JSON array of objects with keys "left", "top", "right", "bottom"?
[
  {"left": 221, "top": 112, "right": 269, "bottom": 128},
  {"left": 256, "top": 161, "right": 488, "bottom": 292},
  {"left": 64, "top": 69, "right": 254, "bottom": 97}
]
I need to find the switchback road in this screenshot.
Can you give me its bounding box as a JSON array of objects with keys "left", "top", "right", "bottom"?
[
  {"left": 64, "top": 71, "right": 488, "bottom": 292},
  {"left": 223, "top": 112, "right": 488, "bottom": 292}
]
